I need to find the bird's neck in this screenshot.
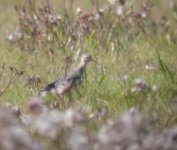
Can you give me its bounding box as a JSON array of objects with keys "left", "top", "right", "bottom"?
[{"left": 77, "top": 61, "right": 87, "bottom": 69}]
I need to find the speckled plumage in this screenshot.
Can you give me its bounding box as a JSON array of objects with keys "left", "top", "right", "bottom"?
[{"left": 41, "top": 53, "right": 92, "bottom": 98}]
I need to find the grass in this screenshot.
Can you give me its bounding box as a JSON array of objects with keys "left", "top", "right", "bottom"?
[{"left": 0, "top": 0, "right": 177, "bottom": 128}]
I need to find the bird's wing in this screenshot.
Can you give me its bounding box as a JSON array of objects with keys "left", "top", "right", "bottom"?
[
  {"left": 66, "top": 69, "right": 81, "bottom": 81},
  {"left": 41, "top": 81, "right": 56, "bottom": 92},
  {"left": 54, "top": 77, "right": 66, "bottom": 87},
  {"left": 41, "top": 76, "right": 64, "bottom": 91}
]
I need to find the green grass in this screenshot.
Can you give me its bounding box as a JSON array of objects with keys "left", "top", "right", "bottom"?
[{"left": 0, "top": 0, "right": 177, "bottom": 127}]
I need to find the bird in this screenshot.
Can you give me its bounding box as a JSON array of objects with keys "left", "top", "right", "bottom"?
[{"left": 41, "top": 53, "right": 92, "bottom": 100}]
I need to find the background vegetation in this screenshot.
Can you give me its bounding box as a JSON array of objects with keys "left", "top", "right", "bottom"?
[{"left": 0, "top": 0, "right": 177, "bottom": 149}]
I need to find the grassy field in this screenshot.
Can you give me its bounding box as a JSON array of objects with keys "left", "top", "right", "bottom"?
[
  {"left": 1, "top": 0, "right": 177, "bottom": 149},
  {"left": 1, "top": 0, "right": 177, "bottom": 124}
]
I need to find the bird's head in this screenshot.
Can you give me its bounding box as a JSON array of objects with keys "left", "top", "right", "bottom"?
[{"left": 80, "top": 53, "right": 92, "bottom": 65}]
